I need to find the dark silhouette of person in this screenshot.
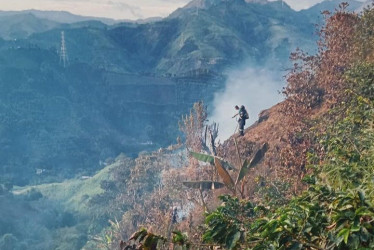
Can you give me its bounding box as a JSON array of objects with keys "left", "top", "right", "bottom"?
[{"left": 233, "top": 105, "right": 249, "bottom": 136}]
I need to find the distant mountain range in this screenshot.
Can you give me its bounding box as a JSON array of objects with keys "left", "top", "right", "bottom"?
[
  {"left": 0, "top": 0, "right": 365, "bottom": 185},
  {"left": 0, "top": 0, "right": 364, "bottom": 40},
  {"left": 0, "top": 9, "right": 164, "bottom": 40},
  {"left": 0, "top": 9, "right": 119, "bottom": 25}
]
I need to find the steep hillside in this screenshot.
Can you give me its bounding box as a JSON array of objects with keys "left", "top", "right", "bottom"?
[
  {"left": 0, "top": 0, "right": 326, "bottom": 186},
  {"left": 112, "top": 4, "right": 374, "bottom": 249},
  {"left": 219, "top": 101, "right": 311, "bottom": 198}
]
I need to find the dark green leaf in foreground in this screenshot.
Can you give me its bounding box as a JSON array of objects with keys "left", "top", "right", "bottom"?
[{"left": 190, "top": 152, "right": 236, "bottom": 170}]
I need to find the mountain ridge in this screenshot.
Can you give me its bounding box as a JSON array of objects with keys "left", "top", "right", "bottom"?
[{"left": 0, "top": 0, "right": 357, "bottom": 185}]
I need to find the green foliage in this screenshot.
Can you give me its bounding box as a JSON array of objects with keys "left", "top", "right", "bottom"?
[
  {"left": 247, "top": 185, "right": 374, "bottom": 249},
  {"left": 190, "top": 152, "right": 214, "bottom": 164},
  {"left": 190, "top": 143, "right": 268, "bottom": 194},
  {"left": 172, "top": 231, "right": 191, "bottom": 248},
  {"left": 188, "top": 152, "right": 236, "bottom": 193},
  {"left": 250, "top": 186, "right": 334, "bottom": 249},
  {"left": 124, "top": 228, "right": 168, "bottom": 250},
  {"left": 190, "top": 152, "right": 236, "bottom": 171},
  {"left": 203, "top": 195, "right": 261, "bottom": 249},
  {"left": 317, "top": 63, "right": 374, "bottom": 191},
  {"left": 200, "top": 185, "right": 374, "bottom": 249}
]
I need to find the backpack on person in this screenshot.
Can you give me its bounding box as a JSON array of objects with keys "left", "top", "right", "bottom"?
[
  {"left": 240, "top": 106, "right": 249, "bottom": 120},
  {"left": 244, "top": 110, "right": 249, "bottom": 119}
]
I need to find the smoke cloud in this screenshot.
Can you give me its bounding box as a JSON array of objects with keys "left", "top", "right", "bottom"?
[{"left": 209, "top": 66, "right": 285, "bottom": 141}]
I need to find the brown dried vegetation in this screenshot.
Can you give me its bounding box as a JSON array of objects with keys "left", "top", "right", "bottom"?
[
  {"left": 220, "top": 3, "right": 372, "bottom": 201},
  {"left": 98, "top": 3, "right": 374, "bottom": 248}
]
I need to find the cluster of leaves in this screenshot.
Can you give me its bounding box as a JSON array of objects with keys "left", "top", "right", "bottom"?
[
  {"left": 203, "top": 173, "right": 374, "bottom": 249},
  {"left": 318, "top": 63, "right": 374, "bottom": 190},
  {"left": 203, "top": 195, "right": 264, "bottom": 249},
  {"left": 248, "top": 186, "right": 374, "bottom": 249},
  {"left": 188, "top": 143, "right": 268, "bottom": 195}
]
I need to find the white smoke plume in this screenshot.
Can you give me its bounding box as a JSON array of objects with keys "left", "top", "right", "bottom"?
[{"left": 209, "top": 66, "right": 285, "bottom": 141}]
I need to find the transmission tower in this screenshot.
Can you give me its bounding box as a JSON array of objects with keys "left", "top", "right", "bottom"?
[
  {"left": 59, "top": 31, "right": 69, "bottom": 67},
  {"left": 180, "top": 32, "right": 185, "bottom": 48}
]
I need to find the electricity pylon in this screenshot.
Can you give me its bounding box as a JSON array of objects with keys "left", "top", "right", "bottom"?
[{"left": 60, "top": 31, "right": 69, "bottom": 68}]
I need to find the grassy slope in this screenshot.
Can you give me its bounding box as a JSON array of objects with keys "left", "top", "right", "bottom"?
[
  {"left": 2, "top": 160, "right": 131, "bottom": 250},
  {"left": 13, "top": 162, "right": 118, "bottom": 213}
]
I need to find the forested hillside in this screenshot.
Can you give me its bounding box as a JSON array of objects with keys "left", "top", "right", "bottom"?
[{"left": 107, "top": 3, "right": 374, "bottom": 249}]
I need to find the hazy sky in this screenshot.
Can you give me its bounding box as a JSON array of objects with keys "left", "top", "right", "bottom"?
[{"left": 0, "top": 0, "right": 367, "bottom": 20}]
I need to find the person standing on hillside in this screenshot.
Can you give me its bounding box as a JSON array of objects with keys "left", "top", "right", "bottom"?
[{"left": 232, "top": 105, "right": 249, "bottom": 136}]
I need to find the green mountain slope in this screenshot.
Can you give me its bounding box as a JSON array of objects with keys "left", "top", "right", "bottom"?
[
  {"left": 0, "top": 0, "right": 342, "bottom": 185},
  {"left": 1, "top": 159, "right": 126, "bottom": 250}
]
